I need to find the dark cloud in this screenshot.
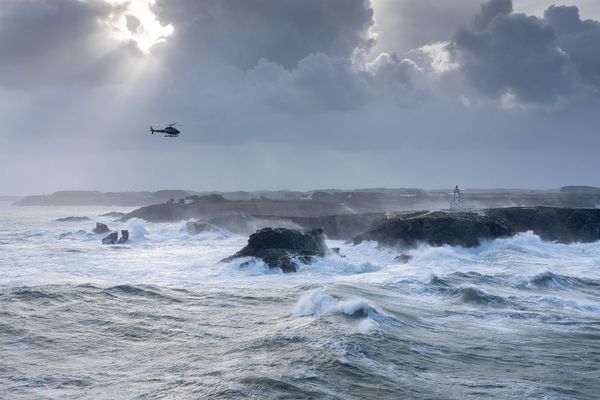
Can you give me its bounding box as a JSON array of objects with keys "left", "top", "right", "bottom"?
[
  {"left": 544, "top": 5, "right": 600, "bottom": 86},
  {"left": 369, "top": 0, "right": 482, "bottom": 57},
  {"left": 0, "top": 0, "right": 141, "bottom": 87},
  {"left": 474, "top": 0, "right": 513, "bottom": 29},
  {"left": 247, "top": 54, "right": 370, "bottom": 112},
  {"left": 155, "top": 0, "right": 375, "bottom": 69},
  {"left": 452, "top": 0, "right": 577, "bottom": 106}
]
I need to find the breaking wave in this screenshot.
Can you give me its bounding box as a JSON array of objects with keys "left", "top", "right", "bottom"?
[
  {"left": 292, "top": 288, "right": 382, "bottom": 318},
  {"left": 125, "top": 218, "right": 149, "bottom": 241}
]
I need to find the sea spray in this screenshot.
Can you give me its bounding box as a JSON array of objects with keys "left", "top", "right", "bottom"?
[{"left": 123, "top": 217, "right": 149, "bottom": 242}]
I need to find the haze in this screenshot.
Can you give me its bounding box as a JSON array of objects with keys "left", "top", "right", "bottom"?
[{"left": 1, "top": 0, "right": 599, "bottom": 195}]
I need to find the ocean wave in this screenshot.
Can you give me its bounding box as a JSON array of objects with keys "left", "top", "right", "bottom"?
[
  {"left": 101, "top": 284, "right": 181, "bottom": 302},
  {"left": 514, "top": 271, "right": 600, "bottom": 290},
  {"left": 298, "top": 256, "right": 382, "bottom": 276},
  {"left": 292, "top": 288, "right": 382, "bottom": 318},
  {"left": 428, "top": 271, "right": 505, "bottom": 287},
  {"left": 417, "top": 280, "right": 511, "bottom": 306},
  {"left": 1, "top": 287, "right": 67, "bottom": 302},
  {"left": 455, "top": 286, "right": 510, "bottom": 306}
]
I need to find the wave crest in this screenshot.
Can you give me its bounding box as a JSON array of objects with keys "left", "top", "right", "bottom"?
[
  {"left": 516, "top": 271, "right": 600, "bottom": 290},
  {"left": 292, "top": 288, "right": 380, "bottom": 318}
]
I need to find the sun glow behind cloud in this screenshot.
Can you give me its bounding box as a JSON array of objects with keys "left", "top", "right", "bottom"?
[{"left": 105, "top": 0, "right": 173, "bottom": 54}]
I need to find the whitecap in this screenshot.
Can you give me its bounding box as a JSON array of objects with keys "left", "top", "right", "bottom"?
[{"left": 292, "top": 288, "right": 380, "bottom": 318}]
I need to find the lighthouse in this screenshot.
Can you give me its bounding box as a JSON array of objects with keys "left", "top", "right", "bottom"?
[{"left": 450, "top": 185, "right": 464, "bottom": 209}]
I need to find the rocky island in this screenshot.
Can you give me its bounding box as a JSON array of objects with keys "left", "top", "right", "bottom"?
[
  {"left": 223, "top": 228, "right": 330, "bottom": 273},
  {"left": 354, "top": 207, "right": 600, "bottom": 248}
]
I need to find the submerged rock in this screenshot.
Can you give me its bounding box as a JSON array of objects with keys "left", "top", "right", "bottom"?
[
  {"left": 54, "top": 216, "right": 90, "bottom": 222},
  {"left": 353, "top": 211, "right": 512, "bottom": 248},
  {"left": 93, "top": 222, "right": 110, "bottom": 234},
  {"left": 102, "top": 232, "right": 118, "bottom": 245},
  {"left": 223, "top": 228, "right": 329, "bottom": 273}
]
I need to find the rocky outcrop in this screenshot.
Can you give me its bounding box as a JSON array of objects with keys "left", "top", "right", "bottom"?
[
  {"left": 353, "top": 207, "right": 600, "bottom": 248},
  {"left": 121, "top": 199, "right": 350, "bottom": 223},
  {"left": 102, "top": 230, "right": 129, "bottom": 244},
  {"left": 484, "top": 207, "right": 600, "bottom": 243},
  {"left": 54, "top": 216, "right": 90, "bottom": 222},
  {"left": 102, "top": 232, "right": 118, "bottom": 245},
  {"left": 15, "top": 190, "right": 190, "bottom": 207},
  {"left": 223, "top": 228, "right": 329, "bottom": 273},
  {"left": 93, "top": 223, "right": 110, "bottom": 234},
  {"left": 353, "top": 211, "right": 512, "bottom": 248},
  {"left": 117, "top": 230, "right": 129, "bottom": 244}
]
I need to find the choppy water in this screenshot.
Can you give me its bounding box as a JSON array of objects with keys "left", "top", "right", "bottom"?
[{"left": 1, "top": 204, "right": 599, "bottom": 399}]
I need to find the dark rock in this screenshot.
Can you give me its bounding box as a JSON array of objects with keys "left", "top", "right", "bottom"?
[
  {"left": 100, "top": 211, "right": 126, "bottom": 218},
  {"left": 485, "top": 207, "right": 600, "bottom": 243},
  {"left": 102, "top": 232, "right": 118, "bottom": 245},
  {"left": 353, "top": 211, "right": 512, "bottom": 248},
  {"left": 117, "top": 230, "right": 129, "bottom": 244},
  {"left": 54, "top": 216, "right": 90, "bottom": 222},
  {"left": 353, "top": 207, "right": 600, "bottom": 248},
  {"left": 223, "top": 228, "right": 329, "bottom": 273},
  {"left": 93, "top": 222, "right": 110, "bottom": 234},
  {"left": 395, "top": 254, "right": 413, "bottom": 264}
]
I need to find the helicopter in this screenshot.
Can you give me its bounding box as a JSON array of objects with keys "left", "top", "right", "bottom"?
[{"left": 150, "top": 123, "right": 180, "bottom": 137}]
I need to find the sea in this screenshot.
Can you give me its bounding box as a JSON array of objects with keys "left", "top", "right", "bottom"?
[{"left": 1, "top": 203, "right": 599, "bottom": 399}]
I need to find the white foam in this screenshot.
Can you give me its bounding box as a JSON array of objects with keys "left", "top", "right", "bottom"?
[{"left": 1, "top": 205, "right": 600, "bottom": 292}]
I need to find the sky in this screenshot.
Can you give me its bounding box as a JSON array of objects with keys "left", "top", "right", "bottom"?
[{"left": 1, "top": 0, "right": 599, "bottom": 195}]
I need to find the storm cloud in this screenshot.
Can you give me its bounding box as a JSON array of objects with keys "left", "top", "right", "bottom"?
[
  {"left": 545, "top": 5, "right": 600, "bottom": 85},
  {"left": 154, "top": 0, "right": 375, "bottom": 69},
  {"left": 0, "top": 0, "right": 599, "bottom": 194},
  {"left": 450, "top": 0, "right": 600, "bottom": 107}
]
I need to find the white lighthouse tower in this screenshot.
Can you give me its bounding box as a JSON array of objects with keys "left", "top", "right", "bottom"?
[{"left": 450, "top": 185, "right": 464, "bottom": 210}]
